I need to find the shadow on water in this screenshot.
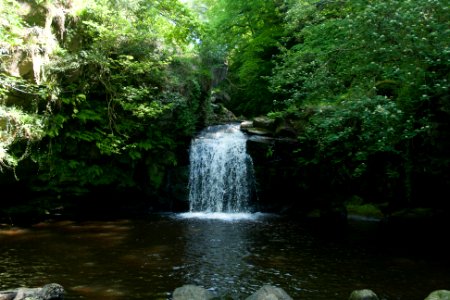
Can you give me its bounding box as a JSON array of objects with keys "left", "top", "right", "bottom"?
[{"left": 1, "top": 213, "right": 450, "bottom": 300}]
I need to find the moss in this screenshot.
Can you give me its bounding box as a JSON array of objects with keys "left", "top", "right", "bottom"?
[{"left": 346, "top": 203, "right": 384, "bottom": 219}]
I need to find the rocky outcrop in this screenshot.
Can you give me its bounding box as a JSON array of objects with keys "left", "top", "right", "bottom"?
[
  {"left": 0, "top": 283, "right": 64, "bottom": 300},
  {"left": 246, "top": 133, "right": 300, "bottom": 213},
  {"left": 240, "top": 119, "right": 273, "bottom": 136},
  {"left": 240, "top": 115, "right": 302, "bottom": 139},
  {"left": 1, "top": 1, "right": 69, "bottom": 85},
  {"left": 208, "top": 103, "right": 239, "bottom": 125},
  {"left": 240, "top": 118, "right": 303, "bottom": 214},
  {"left": 241, "top": 115, "right": 347, "bottom": 221}
]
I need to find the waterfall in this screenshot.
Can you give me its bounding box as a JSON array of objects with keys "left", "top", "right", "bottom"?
[{"left": 187, "top": 123, "right": 255, "bottom": 213}]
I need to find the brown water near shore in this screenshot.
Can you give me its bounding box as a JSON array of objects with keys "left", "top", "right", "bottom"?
[{"left": 1, "top": 213, "right": 449, "bottom": 299}]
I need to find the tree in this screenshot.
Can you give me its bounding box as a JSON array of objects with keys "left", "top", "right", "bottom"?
[
  {"left": 199, "top": 0, "right": 286, "bottom": 117},
  {"left": 1, "top": 0, "right": 205, "bottom": 216},
  {"left": 270, "top": 0, "right": 450, "bottom": 211}
]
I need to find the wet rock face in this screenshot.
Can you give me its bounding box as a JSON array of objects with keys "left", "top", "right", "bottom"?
[
  {"left": 240, "top": 118, "right": 302, "bottom": 213},
  {"left": 245, "top": 134, "right": 303, "bottom": 213}
]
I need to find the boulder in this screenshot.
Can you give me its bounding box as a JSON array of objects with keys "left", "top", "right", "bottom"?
[
  {"left": 425, "top": 290, "right": 450, "bottom": 300},
  {"left": 253, "top": 116, "right": 276, "bottom": 131},
  {"left": 0, "top": 283, "right": 64, "bottom": 300},
  {"left": 39, "top": 283, "right": 65, "bottom": 300},
  {"left": 245, "top": 285, "right": 293, "bottom": 300},
  {"left": 348, "top": 289, "right": 379, "bottom": 300},
  {"left": 172, "top": 284, "right": 214, "bottom": 300}
]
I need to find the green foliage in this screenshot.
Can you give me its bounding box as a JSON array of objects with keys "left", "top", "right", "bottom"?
[
  {"left": 0, "top": 105, "right": 45, "bottom": 171},
  {"left": 0, "top": 0, "right": 204, "bottom": 202},
  {"left": 0, "top": 74, "right": 48, "bottom": 175},
  {"left": 29, "top": 0, "right": 204, "bottom": 197},
  {"left": 199, "top": 0, "right": 286, "bottom": 117},
  {"left": 270, "top": 0, "right": 450, "bottom": 209},
  {"left": 2, "top": 0, "right": 449, "bottom": 215},
  {"left": 1, "top": 1, "right": 39, "bottom": 170},
  {"left": 297, "top": 96, "right": 423, "bottom": 179},
  {"left": 0, "top": 0, "right": 24, "bottom": 47},
  {"left": 272, "top": 0, "right": 450, "bottom": 107}
]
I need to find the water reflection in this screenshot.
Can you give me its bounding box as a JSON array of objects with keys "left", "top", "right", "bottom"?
[
  {"left": 1, "top": 216, "right": 449, "bottom": 300},
  {"left": 180, "top": 218, "right": 252, "bottom": 297},
  {"left": 175, "top": 214, "right": 302, "bottom": 299}
]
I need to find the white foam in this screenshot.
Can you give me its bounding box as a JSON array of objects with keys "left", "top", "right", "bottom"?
[{"left": 176, "top": 212, "right": 270, "bottom": 221}]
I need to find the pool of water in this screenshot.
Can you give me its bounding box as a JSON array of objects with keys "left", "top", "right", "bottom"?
[{"left": 0, "top": 213, "right": 449, "bottom": 299}]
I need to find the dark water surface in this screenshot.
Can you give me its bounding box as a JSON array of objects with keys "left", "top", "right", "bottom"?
[{"left": 0, "top": 213, "right": 449, "bottom": 299}]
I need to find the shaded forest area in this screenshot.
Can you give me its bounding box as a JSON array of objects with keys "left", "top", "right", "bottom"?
[{"left": 1, "top": 0, "right": 449, "bottom": 223}]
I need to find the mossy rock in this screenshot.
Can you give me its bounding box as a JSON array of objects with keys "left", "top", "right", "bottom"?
[
  {"left": 346, "top": 203, "right": 384, "bottom": 219},
  {"left": 425, "top": 290, "right": 450, "bottom": 300},
  {"left": 348, "top": 289, "right": 379, "bottom": 300}
]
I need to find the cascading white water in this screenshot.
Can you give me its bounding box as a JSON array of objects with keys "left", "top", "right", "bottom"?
[{"left": 187, "top": 123, "right": 255, "bottom": 213}]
